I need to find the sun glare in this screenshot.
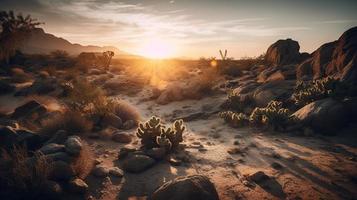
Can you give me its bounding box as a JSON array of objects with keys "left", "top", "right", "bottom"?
[{"left": 139, "top": 38, "right": 175, "bottom": 59}]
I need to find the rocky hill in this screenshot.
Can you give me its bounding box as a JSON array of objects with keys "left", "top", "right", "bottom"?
[{"left": 20, "top": 28, "right": 134, "bottom": 58}]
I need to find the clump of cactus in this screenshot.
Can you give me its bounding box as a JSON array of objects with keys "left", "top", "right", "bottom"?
[
  {"left": 292, "top": 76, "right": 355, "bottom": 107},
  {"left": 249, "top": 101, "right": 295, "bottom": 130},
  {"left": 219, "top": 111, "right": 249, "bottom": 128},
  {"left": 136, "top": 116, "right": 185, "bottom": 152},
  {"left": 221, "top": 91, "right": 254, "bottom": 113}
]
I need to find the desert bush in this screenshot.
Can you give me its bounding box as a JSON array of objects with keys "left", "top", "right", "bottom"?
[
  {"left": 50, "top": 50, "right": 69, "bottom": 59},
  {"left": 292, "top": 76, "right": 356, "bottom": 107},
  {"left": 136, "top": 116, "right": 185, "bottom": 151},
  {"left": 219, "top": 111, "right": 249, "bottom": 128},
  {"left": 113, "top": 99, "right": 141, "bottom": 123},
  {"left": 70, "top": 143, "right": 94, "bottom": 179},
  {"left": 40, "top": 110, "right": 93, "bottom": 136},
  {"left": 0, "top": 146, "right": 51, "bottom": 198},
  {"left": 249, "top": 101, "right": 295, "bottom": 130}
]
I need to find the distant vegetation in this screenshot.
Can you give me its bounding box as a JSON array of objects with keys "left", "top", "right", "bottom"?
[{"left": 0, "top": 11, "right": 41, "bottom": 63}]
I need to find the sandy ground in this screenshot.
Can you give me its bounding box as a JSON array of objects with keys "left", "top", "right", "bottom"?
[
  {"left": 2, "top": 73, "right": 357, "bottom": 200},
  {"left": 81, "top": 85, "right": 357, "bottom": 200}
]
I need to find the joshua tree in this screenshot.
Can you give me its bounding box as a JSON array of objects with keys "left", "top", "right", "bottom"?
[
  {"left": 219, "top": 49, "right": 228, "bottom": 61},
  {"left": 102, "top": 51, "right": 114, "bottom": 70},
  {"left": 0, "top": 11, "right": 41, "bottom": 64}
]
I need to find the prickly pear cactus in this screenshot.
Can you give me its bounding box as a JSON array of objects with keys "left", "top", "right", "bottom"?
[
  {"left": 136, "top": 116, "right": 186, "bottom": 151},
  {"left": 136, "top": 116, "right": 162, "bottom": 148},
  {"left": 219, "top": 111, "right": 248, "bottom": 128}
]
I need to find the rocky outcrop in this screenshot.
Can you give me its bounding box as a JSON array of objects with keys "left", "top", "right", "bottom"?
[
  {"left": 292, "top": 98, "right": 357, "bottom": 134},
  {"left": 152, "top": 175, "right": 219, "bottom": 200},
  {"left": 265, "top": 39, "right": 303, "bottom": 66},
  {"left": 297, "top": 26, "right": 357, "bottom": 84},
  {"left": 11, "top": 100, "right": 47, "bottom": 119}
]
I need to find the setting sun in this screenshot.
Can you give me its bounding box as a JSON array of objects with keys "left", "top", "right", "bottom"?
[{"left": 139, "top": 38, "right": 175, "bottom": 59}]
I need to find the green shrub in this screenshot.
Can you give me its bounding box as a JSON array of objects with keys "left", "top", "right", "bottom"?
[
  {"left": 136, "top": 116, "right": 185, "bottom": 152},
  {"left": 219, "top": 111, "right": 249, "bottom": 128},
  {"left": 292, "top": 77, "right": 356, "bottom": 107},
  {"left": 249, "top": 101, "right": 295, "bottom": 130}
]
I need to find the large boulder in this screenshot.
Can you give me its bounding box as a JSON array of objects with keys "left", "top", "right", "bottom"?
[
  {"left": 64, "top": 136, "right": 83, "bottom": 156},
  {"left": 258, "top": 65, "right": 296, "bottom": 83},
  {"left": 151, "top": 175, "right": 219, "bottom": 200},
  {"left": 265, "top": 38, "right": 302, "bottom": 66},
  {"left": 253, "top": 80, "right": 295, "bottom": 107},
  {"left": 297, "top": 27, "right": 357, "bottom": 84},
  {"left": 292, "top": 98, "right": 356, "bottom": 134}
]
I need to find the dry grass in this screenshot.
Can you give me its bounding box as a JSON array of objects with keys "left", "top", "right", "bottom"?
[
  {"left": 71, "top": 143, "right": 94, "bottom": 179},
  {"left": 0, "top": 146, "right": 52, "bottom": 198},
  {"left": 40, "top": 110, "right": 93, "bottom": 136},
  {"left": 113, "top": 99, "right": 141, "bottom": 123}
]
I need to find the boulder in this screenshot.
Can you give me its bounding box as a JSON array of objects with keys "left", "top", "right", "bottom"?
[
  {"left": 112, "top": 132, "right": 132, "bottom": 143},
  {"left": 15, "top": 129, "right": 43, "bottom": 150},
  {"left": 39, "top": 143, "right": 65, "bottom": 154},
  {"left": 297, "top": 27, "right": 357, "bottom": 84},
  {"left": 68, "top": 178, "right": 88, "bottom": 194},
  {"left": 122, "top": 154, "right": 155, "bottom": 173},
  {"left": 11, "top": 100, "right": 47, "bottom": 119},
  {"left": 65, "top": 136, "right": 83, "bottom": 156},
  {"left": 292, "top": 98, "right": 354, "bottom": 134},
  {"left": 152, "top": 175, "right": 219, "bottom": 200},
  {"left": 253, "top": 80, "right": 295, "bottom": 107},
  {"left": 265, "top": 38, "right": 301, "bottom": 66},
  {"left": 101, "top": 113, "right": 122, "bottom": 129}
]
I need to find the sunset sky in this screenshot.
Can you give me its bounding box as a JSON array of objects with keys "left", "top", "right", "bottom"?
[{"left": 1, "top": 0, "right": 357, "bottom": 58}]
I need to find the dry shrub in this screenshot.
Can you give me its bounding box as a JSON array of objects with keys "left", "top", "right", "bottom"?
[
  {"left": 113, "top": 99, "right": 141, "bottom": 122},
  {"left": 71, "top": 143, "right": 94, "bottom": 179},
  {"left": 40, "top": 110, "right": 93, "bottom": 136},
  {"left": 0, "top": 146, "right": 51, "bottom": 198}
]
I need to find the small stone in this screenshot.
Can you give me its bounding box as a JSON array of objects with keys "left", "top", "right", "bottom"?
[
  {"left": 123, "top": 120, "right": 136, "bottom": 130},
  {"left": 94, "top": 159, "right": 102, "bottom": 165},
  {"left": 233, "top": 140, "right": 240, "bottom": 145},
  {"left": 198, "top": 148, "right": 207, "bottom": 152},
  {"left": 65, "top": 136, "right": 83, "bottom": 156},
  {"left": 271, "top": 162, "right": 283, "bottom": 170},
  {"left": 169, "top": 157, "right": 182, "bottom": 166},
  {"left": 112, "top": 132, "right": 132, "bottom": 143},
  {"left": 227, "top": 147, "right": 242, "bottom": 155},
  {"left": 122, "top": 154, "right": 155, "bottom": 173},
  {"left": 146, "top": 147, "right": 167, "bottom": 160},
  {"left": 249, "top": 171, "right": 270, "bottom": 183},
  {"left": 92, "top": 165, "right": 110, "bottom": 177},
  {"left": 109, "top": 167, "right": 124, "bottom": 177},
  {"left": 68, "top": 178, "right": 88, "bottom": 194},
  {"left": 39, "top": 143, "right": 65, "bottom": 154}
]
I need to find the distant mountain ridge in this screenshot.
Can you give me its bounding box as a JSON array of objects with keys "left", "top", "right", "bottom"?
[{"left": 21, "top": 28, "right": 136, "bottom": 58}]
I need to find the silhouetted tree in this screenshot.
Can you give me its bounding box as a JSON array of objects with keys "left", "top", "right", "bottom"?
[
  {"left": 102, "top": 51, "right": 114, "bottom": 70},
  {"left": 0, "top": 11, "right": 41, "bottom": 63}
]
